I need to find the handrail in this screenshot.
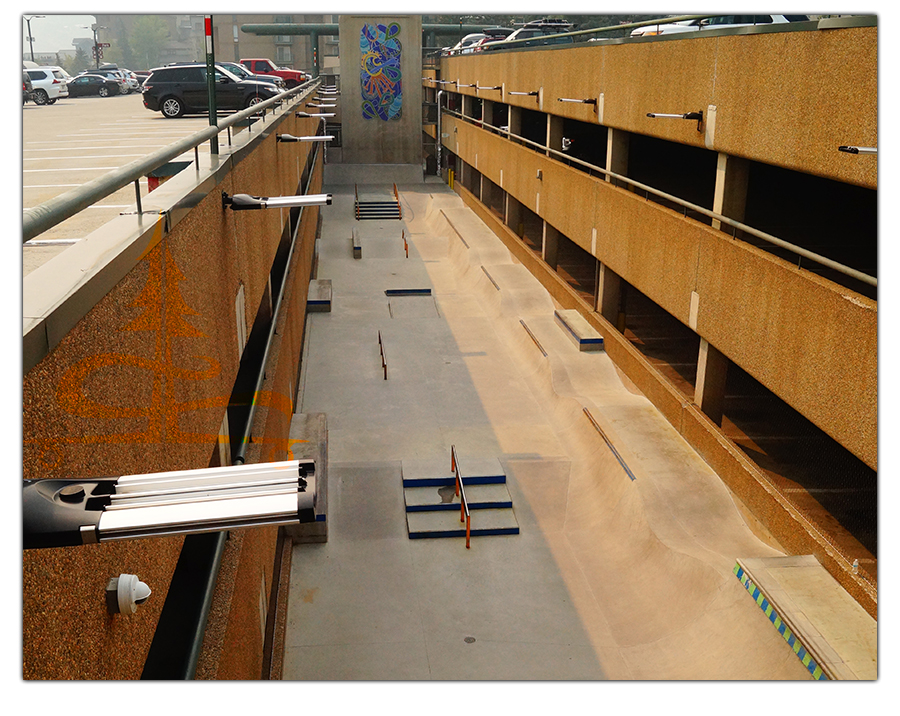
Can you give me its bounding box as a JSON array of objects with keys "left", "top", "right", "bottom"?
[
  {"left": 354, "top": 183, "right": 360, "bottom": 219},
  {"left": 393, "top": 183, "right": 402, "bottom": 217},
  {"left": 450, "top": 445, "right": 471, "bottom": 549},
  {"left": 442, "top": 109, "right": 877, "bottom": 288},
  {"left": 23, "top": 80, "right": 320, "bottom": 243}
]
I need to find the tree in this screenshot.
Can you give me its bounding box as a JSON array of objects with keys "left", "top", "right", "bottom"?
[
  {"left": 65, "top": 46, "right": 91, "bottom": 74},
  {"left": 129, "top": 15, "right": 169, "bottom": 71}
]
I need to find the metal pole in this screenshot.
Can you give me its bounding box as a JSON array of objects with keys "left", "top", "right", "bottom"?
[{"left": 205, "top": 16, "right": 219, "bottom": 154}]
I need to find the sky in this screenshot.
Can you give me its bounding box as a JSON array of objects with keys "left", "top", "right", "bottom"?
[{"left": 21, "top": 14, "right": 97, "bottom": 53}]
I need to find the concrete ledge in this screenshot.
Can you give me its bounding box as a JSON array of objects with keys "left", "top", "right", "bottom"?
[
  {"left": 352, "top": 228, "right": 362, "bottom": 259},
  {"left": 307, "top": 279, "right": 332, "bottom": 312},
  {"left": 286, "top": 413, "right": 328, "bottom": 543},
  {"left": 735, "top": 556, "right": 877, "bottom": 680},
  {"left": 554, "top": 309, "right": 605, "bottom": 351}
]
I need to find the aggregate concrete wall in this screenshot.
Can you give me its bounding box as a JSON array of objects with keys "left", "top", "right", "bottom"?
[
  {"left": 444, "top": 115, "right": 877, "bottom": 471},
  {"left": 22, "top": 108, "right": 324, "bottom": 679},
  {"left": 442, "top": 24, "right": 877, "bottom": 189},
  {"left": 339, "top": 15, "right": 422, "bottom": 165}
]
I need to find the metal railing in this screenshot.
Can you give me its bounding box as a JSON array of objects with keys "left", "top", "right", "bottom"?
[
  {"left": 450, "top": 445, "right": 471, "bottom": 549},
  {"left": 441, "top": 108, "right": 876, "bottom": 288},
  {"left": 23, "top": 79, "right": 320, "bottom": 244}
]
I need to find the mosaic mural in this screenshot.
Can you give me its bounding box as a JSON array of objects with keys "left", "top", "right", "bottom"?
[{"left": 360, "top": 22, "right": 402, "bottom": 121}]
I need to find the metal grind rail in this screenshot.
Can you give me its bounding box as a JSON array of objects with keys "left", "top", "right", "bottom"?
[
  {"left": 440, "top": 109, "right": 876, "bottom": 289},
  {"left": 378, "top": 330, "right": 388, "bottom": 379},
  {"left": 393, "top": 183, "right": 403, "bottom": 218},
  {"left": 450, "top": 445, "right": 471, "bottom": 549}
]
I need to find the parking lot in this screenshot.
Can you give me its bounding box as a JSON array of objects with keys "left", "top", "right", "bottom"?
[{"left": 22, "top": 92, "right": 217, "bottom": 273}]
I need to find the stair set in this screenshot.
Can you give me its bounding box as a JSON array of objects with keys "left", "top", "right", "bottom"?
[
  {"left": 402, "top": 450, "right": 519, "bottom": 544},
  {"left": 354, "top": 183, "right": 403, "bottom": 220}
]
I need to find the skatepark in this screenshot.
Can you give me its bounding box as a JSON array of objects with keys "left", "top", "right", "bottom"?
[{"left": 281, "top": 179, "right": 874, "bottom": 680}]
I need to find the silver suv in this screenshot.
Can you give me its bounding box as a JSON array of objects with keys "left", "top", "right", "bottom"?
[{"left": 25, "top": 66, "right": 70, "bottom": 105}]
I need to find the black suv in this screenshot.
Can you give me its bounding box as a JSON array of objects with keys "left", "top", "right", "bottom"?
[{"left": 141, "top": 64, "right": 280, "bottom": 118}]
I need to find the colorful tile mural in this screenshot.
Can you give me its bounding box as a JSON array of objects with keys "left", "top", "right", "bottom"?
[{"left": 360, "top": 22, "right": 402, "bottom": 121}]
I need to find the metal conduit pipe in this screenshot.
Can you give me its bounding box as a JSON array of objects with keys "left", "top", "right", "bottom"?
[
  {"left": 444, "top": 110, "right": 876, "bottom": 288},
  {"left": 142, "top": 141, "right": 322, "bottom": 680},
  {"left": 23, "top": 81, "right": 318, "bottom": 244}
]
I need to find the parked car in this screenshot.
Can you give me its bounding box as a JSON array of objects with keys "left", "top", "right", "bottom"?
[
  {"left": 25, "top": 66, "right": 70, "bottom": 105},
  {"left": 215, "top": 61, "right": 286, "bottom": 90},
  {"left": 630, "top": 14, "right": 811, "bottom": 37},
  {"left": 484, "top": 18, "right": 575, "bottom": 50},
  {"left": 23, "top": 71, "right": 34, "bottom": 105},
  {"left": 66, "top": 74, "right": 121, "bottom": 98},
  {"left": 473, "top": 27, "right": 514, "bottom": 52},
  {"left": 141, "top": 64, "right": 281, "bottom": 118},
  {"left": 443, "top": 33, "right": 487, "bottom": 56},
  {"left": 77, "top": 68, "right": 128, "bottom": 94},
  {"left": 240, "top": 58, "right": 309, "bottom": 88}
]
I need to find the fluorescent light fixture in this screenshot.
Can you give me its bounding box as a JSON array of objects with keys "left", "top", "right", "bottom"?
[
  {"left": 647, "top": 111, "right": 704, "bottom": 130},
  {"left": 222, "top": 192, "right": 333, "bottom": 210},
  {"left": 508, "top": 90, "right": 539, "bottom": 97},
  {"left": 23, "top": 460, "right": 317, "bottom": 549},
  {"left": 277, "top": 134, "right": 335, "bottom": 143},
  {"left": 296, "top": 111, "right": 336, "bottom": 118},
  {"left": 558, "top": 97, "right": 597, "bottom": 105},
  {"left": 838, "top": 146, "right": 877, "bottom": 155}
]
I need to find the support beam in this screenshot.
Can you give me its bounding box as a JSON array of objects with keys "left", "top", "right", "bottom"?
[
  {"left": 712, "top": 152, "right": 750, "bottom": 232},
  {"left": 695, "top": 338, "right": 730, "bottom": 426},
  {"left": 542, "top": 222, "right": 559, "bottom": 270}
]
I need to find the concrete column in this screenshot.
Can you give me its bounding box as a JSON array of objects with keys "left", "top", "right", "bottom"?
[
  {"left": 695, "top": 338, "right": 730, "bottom": 426},
  {"left": 712, "top": 152, "right": 750, "bottom": 231},
  {"left": 542, "top": 222, "right": 559, "bottom": 269},
  {"left": 482, "top": 98, "right": 494, "bottom": 127},
  {"left": 462, "top": 93, "right": 477, "bottom": 120},
  {"left": 606, "top": 127, "right": 630, "bottom": 184},
  {"left": 547, "top": 114, "right": 564, "bottom": 156},
  {"left": 597, "top": 263, "right": 623, "bottom": 326},
  {"left": 508, "top": 105, "right": 522, "bottom": 137},
  {"left": 506, "top": 193, "right": 524, "bottom": 236}
]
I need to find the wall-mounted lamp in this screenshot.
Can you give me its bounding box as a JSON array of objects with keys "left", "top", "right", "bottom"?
[
  {"left": 223, "top": 192, "right": 332, "bottom": 211},
  {"left": 296, "top": 111, "right": 336, "bottom": 118},
  {"left": 477, "top": 85, "right": 502, "bottom": 91},
  {"left": 558, "top": 97, "right": 597, "bottom": 105},
  {"left": 508, "top": 90, "right": 540, "bottom": 97},
  {"left": 277, "top": 134, "right": 334, "bottom": 143},
  {"left": 838, "top": 146, "right": 877, "bottom": 155},
  {"left": 308, "top": 103, "right": 336, "bottom": 108},
  {"left": 536, "top": 170, "right": 543, "bottom": 181},
  {"left": 23, "top": 459, "right": 317, "bottom": 549},
  {"left": 457, "top": 82, "right": 476, "bottom": 88},
  {"left": 647, "top": 111, "right": 704, "bottom": 131}
]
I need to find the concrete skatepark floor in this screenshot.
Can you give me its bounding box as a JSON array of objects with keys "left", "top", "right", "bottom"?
[{"left": 282, "top": 178, "right": 814, "bottom": 681}]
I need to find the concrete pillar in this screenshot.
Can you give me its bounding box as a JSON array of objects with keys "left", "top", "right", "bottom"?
[
  {"left": 506, "top": 193, "right": 524, "bottom": 236},
  {"left": 695, "top": 338, "right": 730, "bottom": 426},
  {"left": 547, "top": 114, "right": 564, "bottom": 156},
  {"left": 508, "top": 105, "right": 522, "bottom": 137},
  {"left": 542, "top": 222, "right": 559, "bottom": 269},
  {"left": 606, "top": 127, "right": 630, "bottom": 184},
  {"left": 597, "top": 263, "right": 623, "bottom": 326},
  {"left": 712, "top": 152, "right": 750, "bottom": 232},
  {"left": 462, "top": 93, "right": 477, "bottom": 120},
  {"left": 482, "top": 98, "right": 494, "bottom": 127}
]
